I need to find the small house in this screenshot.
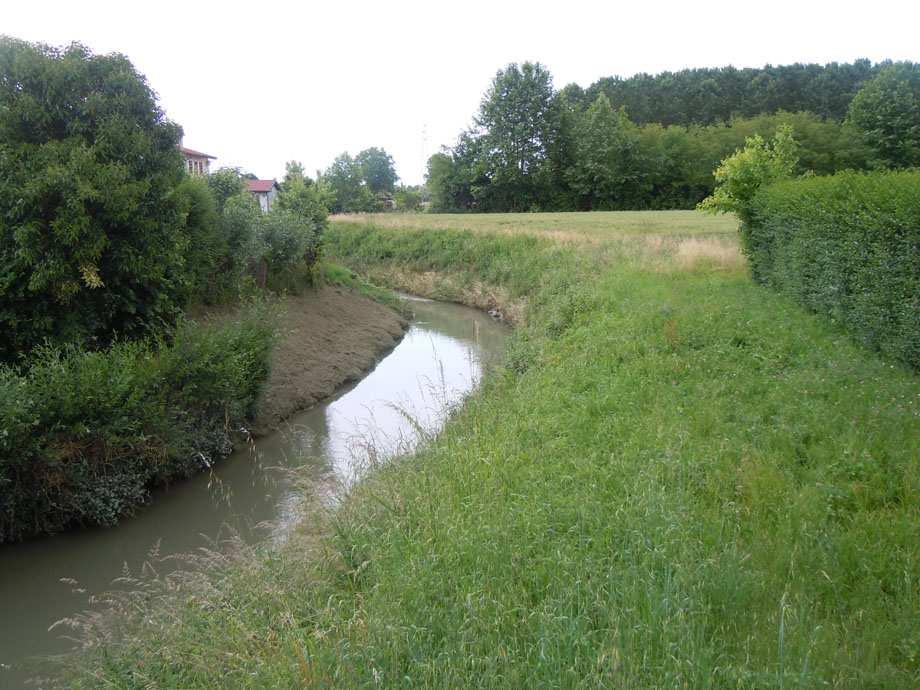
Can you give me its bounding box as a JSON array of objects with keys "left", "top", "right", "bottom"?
[
  {"left": 179, "top": 145, "right": 216, "bottom": 175},
  {"left": 247, "top": 179, "right": 281, "bottom": 213}
]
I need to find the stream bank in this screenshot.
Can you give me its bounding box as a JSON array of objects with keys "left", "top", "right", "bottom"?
[
  {"left": 246, "top": 286, "right": 408, "bottom": 434},
  {"left": 1, "top": 293, "right": 506, "bottom": 688}
]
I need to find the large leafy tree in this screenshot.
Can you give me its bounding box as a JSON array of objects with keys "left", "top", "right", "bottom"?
[
  {"left": 847, "top": 63, "right": 920, "bottom": 169},
  {"left": 474, "top": 62, "right": 560, "bottom": 210},
  {"left": 425, "top": 152, "right": 457, "bottom": 212},
  {"left": 323, "top": 152, "right": 376, "bottom": 213},
  {"left": 0, "top": 37, "right": 188, "bottom": 360},
  {"left": 566, "top": 93, "right": 642, "bottom": 209},
  {"left": 425, "top": 134, "right": 482, "bottom": 212},
  {"left": 355, "top": 147, "right": 398, "bottom": 194}
]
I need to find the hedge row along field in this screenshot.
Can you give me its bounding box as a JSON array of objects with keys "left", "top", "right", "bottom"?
[
  {"left": 63, "top": 217, "right": 919, "bottom": 688},
  {"left": 0, "top": 307, "right": 274, "bottom": 543},
  {"left": 747, "top": 170, "right": 920, "bottom": 370}
]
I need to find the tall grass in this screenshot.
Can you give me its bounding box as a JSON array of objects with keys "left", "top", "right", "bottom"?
[{"left": 63, "top": 217, "right": 918, "bottom": 688}]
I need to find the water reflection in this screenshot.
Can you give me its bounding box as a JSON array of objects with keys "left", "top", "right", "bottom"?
[{"left": 0, "top": 297, "right": 507, "bottom": 687}]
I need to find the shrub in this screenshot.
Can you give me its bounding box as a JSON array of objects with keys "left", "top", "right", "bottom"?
[
  {"left": 254, "top": 209, "right": 322, "bottom": 275},
  {"left": 698, "top": 124, "right": 799, "bottom": 225},
  {"left": 0, "top": 37, "right": 188, "bottom": 360},
  {"left": 748, "top": 170, "right": 920, "bottom": 369},
  {"left": 175, "top": 175, "right": 226, "bottom": 301},
  {"left": 0, "top": 304, "right": 276, "bottom": 543}
]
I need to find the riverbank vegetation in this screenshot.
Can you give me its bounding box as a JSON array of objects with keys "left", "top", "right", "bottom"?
[
  {"left": 0, "top": 38, "right": 328, "bottom": 541},
  {"left": 0, "top": 308, "right": 274, "bottom": 542},
  {"left": 3, "top": 33, "right": 917, "bottom": 686},
  {"left": 63, "top": 208, "right": 919, "bottom": 687}
]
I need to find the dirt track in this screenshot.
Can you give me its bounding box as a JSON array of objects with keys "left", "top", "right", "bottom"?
[{"left": 251, "top": 287, "right": 407, "bottom": 433}]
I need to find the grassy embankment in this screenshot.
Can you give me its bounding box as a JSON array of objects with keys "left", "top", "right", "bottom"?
[{"left": 67, "top": 211, "right": 918, "bottom": 688}]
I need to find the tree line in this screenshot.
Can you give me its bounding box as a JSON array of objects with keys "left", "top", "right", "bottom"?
[
  {"left": 577, "top": 60, "right": 880, "bottom": 126},
  {"left": 427, "top": 61, "right": 920, "bottom": 213},
  {"left": 319, "top": 147, "right": 424, "bottom": 213}
]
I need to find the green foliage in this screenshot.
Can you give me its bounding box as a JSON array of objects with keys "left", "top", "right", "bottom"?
[
  {"left": 585, "top": 59, "right": 882, "bottom": 125},
  {"left": 748, "top": 170, "right": 920, "bottom": 369},
  {"left": 67, "top": 219, "right": 919, "bottom": 688},
  {"left": 277, "top": 160, "right": 330, "bottom": 229},
  {"left": 0, "top": 304, "right": 275, "bottom": 542},
  {"left": 847, "top": 63, "right": 920, "bottom": 169},
  {"left": 428, "top": 61, "right": 875, "bottom": 213},
  {"left": 567, "top": 93, "right": 643, "bottom": 209},
  {"left": 253, "top": 209, "right": 322, "bottom": 274},
  {"left": 324, "top": 152, "right": 377, "bottom": 213},
  {"left": 322, "top": 149, "right": 398, "bottom": 213},
  {"left": 393, "top": 184, "right": 424, "bottom": 211},
  {"left": 222, "top": 192, "right": 262, "bottom": 258},
  {"left": 175, "top": 175, "right": 225, "bottom": 300},
  {"left": 0, "top": 37, "right": 188, "bottom": 360},
  {"left": 355, "top": 147, "right": 398, "bottom": 194},
  {"left": 473, "top": 62, "right": 560, "bottom": 211},
  {"left": 194, "top": 162, "right": 329, "bottom": 297},
  {"left": 426, "top": 148, "right": 478, "bottom": 212},
  {"left": 205, "top": 166, "right": 247, "bottom": 211},
  {"left": 699, "top": 125, "right": 799, "bottom": 223}
]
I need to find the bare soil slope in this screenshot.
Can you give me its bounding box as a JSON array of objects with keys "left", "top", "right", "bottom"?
[{"left": 251, "top": 287, "right": 407, "bottom": 433}]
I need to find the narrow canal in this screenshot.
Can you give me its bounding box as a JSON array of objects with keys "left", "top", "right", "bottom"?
[{"left": 0, "top": 297, "right": 508, "bottom": 687}]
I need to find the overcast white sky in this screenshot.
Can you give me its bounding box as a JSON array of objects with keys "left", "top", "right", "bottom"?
[{"left": 5, "top": 1, "right": 919, "bottom": 184}]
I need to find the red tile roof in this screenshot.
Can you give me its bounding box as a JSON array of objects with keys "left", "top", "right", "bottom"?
[
  {"left": 247, "top": 179, "right": 279, "bottom": 193},
  {"left": 179, "top": 146, "right": 216, "bottom": 159}
]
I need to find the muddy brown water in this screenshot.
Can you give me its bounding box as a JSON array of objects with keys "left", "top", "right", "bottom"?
[{"left": 0, "top": 297, "right": 508, "bottom": 687}]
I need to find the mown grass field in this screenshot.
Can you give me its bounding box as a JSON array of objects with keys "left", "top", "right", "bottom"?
[
  {"left": 335, "top": 209, "right": 740, "bottom": 243},
  {"left": 66, "top": 212, "right": 918, "bottom": 688}
]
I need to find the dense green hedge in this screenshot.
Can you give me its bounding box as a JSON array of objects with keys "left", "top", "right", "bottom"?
[
  {"left": 747, "top": 170, "right": 920, "bottom": 369},
  {"left": 0, "top": 309, "right": 275, "bottom": 543}
]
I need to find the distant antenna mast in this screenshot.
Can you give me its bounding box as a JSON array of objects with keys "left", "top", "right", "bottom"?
[{"left": 420, "top": 122, "right": 429, "bottom": 184}]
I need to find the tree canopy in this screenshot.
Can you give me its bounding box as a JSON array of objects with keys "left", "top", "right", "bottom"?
[
  {"left": 324, "top": 147, "right": 398, "bottom": 213},
  {"left": 580, "top": 60, "right": 881, "bottom": 126},
  {"left": 356, "top": 147, "right": 398, "bottom": 194},
  {"left": 847, "top": 63, "right": 920, "bottom": 169},
  {"left": 0, "top": 37, "right": 188, "bottom": 359},
  {"left": 426, "top": 60, "right": 895, "bottom": 214}
]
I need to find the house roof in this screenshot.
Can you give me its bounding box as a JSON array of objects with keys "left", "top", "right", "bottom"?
[
  {"left": 247, "top": 179, "right": 279, "bottom": 193},
  {"left": 179, "top": 145, "right": 217, "bottom": 159}
]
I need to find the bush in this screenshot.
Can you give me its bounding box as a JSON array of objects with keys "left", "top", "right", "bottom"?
[
  {"left": 748, "top": 170, "right": 920, "bottom": 369},
  {"left": 698, "top": 124, "right": 799, "bottom": 224},
  {"left": 252, "top": 208, "right": 323, "bottom": 282},
  {"left": 0, "top": 305, "right": 276, "bottom": 543},
  {"left": 175, "top": 175, "right": 226, "bottom": 300},
  {"left": 0, "top": 37, "right": 188, "bottom": 360}
]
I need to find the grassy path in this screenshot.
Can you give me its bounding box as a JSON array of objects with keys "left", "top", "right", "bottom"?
[{"left": 67, "top": 213, "right": 918, "bottom": 688}]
